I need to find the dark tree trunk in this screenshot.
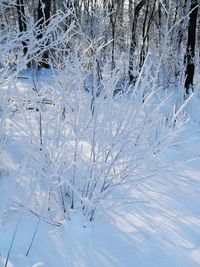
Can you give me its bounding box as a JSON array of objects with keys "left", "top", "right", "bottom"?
[
  {"left": 158, "top": 2, "right": 162, "bottom": 45},
  {"left": 37, "top": 0, "right": 51, "bottom": 26},
  {"left": 184, "top": 0, "right": 198, "bottom": 96},
  {"left": 109, "top": 0, "right": 116, "bottom": 70},
  {"left": 129, "top": 0, "right": 146, "bottom": 84},
  {"left": 129, "top": 0, "right": 133, "bottom": 25},
  {"left": 138, "top": 0, "right": 149, "bottom": 71},
  {"left": 16, "top": 0, "right": 28, "bottom": 56},
  {"left": 37, "top": 0, "right": 51, "bottom": 68},
  {"left": 138, "top": 0, "right": 156, "bottom": 72}
]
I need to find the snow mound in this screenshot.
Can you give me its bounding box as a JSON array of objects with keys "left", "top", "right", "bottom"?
[{"left": 0, "top": 256, "right": 13, "bottom": 267}]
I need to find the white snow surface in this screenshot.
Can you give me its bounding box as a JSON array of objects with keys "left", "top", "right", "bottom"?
[{"left": 0, "top": 71, "right": 200, "bottom": 267}]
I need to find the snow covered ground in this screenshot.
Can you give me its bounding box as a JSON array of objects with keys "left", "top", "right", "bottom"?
[{"left": 0, "top": 71, "right": 200, "bottom": 267}]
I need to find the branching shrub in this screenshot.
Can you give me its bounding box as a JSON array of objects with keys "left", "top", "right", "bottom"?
[{"left": 1, "top": 10, "right": 188, "bottom": 225}]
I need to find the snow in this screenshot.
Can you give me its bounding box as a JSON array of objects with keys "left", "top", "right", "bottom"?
[
  {"left": 0, "top": 257, "right": 13, "bottom": 267},
  {"left": 1, "top": 71, "right": 200, "bottom": 267}
]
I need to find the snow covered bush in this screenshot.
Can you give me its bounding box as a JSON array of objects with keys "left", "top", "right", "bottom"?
[
  {"left": 5, "top": 53, "right": 187, "bottom": 225},
  {"left": 0, "top": 8, "right": 188, "bottom": 226}
]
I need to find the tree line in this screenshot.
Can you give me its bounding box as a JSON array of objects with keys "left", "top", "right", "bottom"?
[{"left": 0, "top": 0, "right": 199, "bottom": 96}]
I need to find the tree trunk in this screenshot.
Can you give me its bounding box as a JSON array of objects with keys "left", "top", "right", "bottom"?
[
  {"left": 138, "top": 0, "right": 149, "bottom": 71},
  {"left": 109, "top": 0, "right": 116, "bottom": 70},
  {"left": 129, "top": 0, "right": 146, "bottom": 84},
  {"left": 184, "top": 0, "right": 198, "bottom": 96},
  {"left": 37, "top": 0, "right": 51, "bottom": 68},
  {"left": 16, "top": 0, "right": 28, "bottom": 56},
  {"left": 139, "top": 0, "right": 156, "bottom": 72},
  {"left": 37, "top": 0, "right": 51, "bottom": 25}
]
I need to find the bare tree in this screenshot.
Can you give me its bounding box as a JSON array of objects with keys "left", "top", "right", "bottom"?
[
  {"left": 16, "top": 0, "right": 28, "bottom": 56},
  {"left": 184, "top": 0, "right": 198, "bottom": 96},
  {"left": 37, "top": 0, "right": 52, "bottom": 68},
  {"left": 138, "top": 0, "right": 156, "bottom": 72},
  {"left": 129, "top": 0, "right": 146, "bottom": 84}
]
